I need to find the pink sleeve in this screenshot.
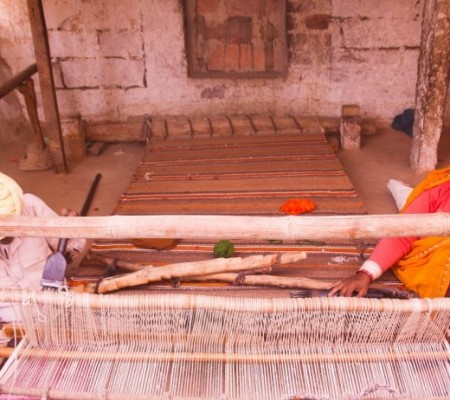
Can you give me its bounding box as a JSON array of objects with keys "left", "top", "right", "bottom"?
[{"left": 369, "top": 188, "right": 433, "bottom": 272}]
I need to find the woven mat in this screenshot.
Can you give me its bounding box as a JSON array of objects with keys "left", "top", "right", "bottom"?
[{"left": 79, "top": 132, "right": 399, "bottom": 289}]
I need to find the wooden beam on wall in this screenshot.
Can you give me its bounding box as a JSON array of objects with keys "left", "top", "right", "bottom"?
[
  {"left": 411, "top": 0, "right": 450, "bottom": 173},
  {"left": 26, "top": 0, "right": 67, "bottom": 173}
]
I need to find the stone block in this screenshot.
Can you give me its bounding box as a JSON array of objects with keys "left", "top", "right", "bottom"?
[
  {"left": 340, "top": 117, "right": 361, "bottom": 150},
  {"left": 43, "top": 0, "right": 80, "bottom": 30},
  {"left": 240, "top": 44, "right": 253, "bottom": 72},
  {"left": 61, "top": 115, "right": 86, "bottom": 163},
  {"left": 99, "top": 31, "right": 143, "bottom": 58},
  {"left": 166, "top": 116, "right": 192, "bottom": 138},
  {"left": 338, "top": 17, "right": 421, "bottom": 48},
  {"left": 250, "top": 115, "right": 275, "bottom": 135},
  {"left": 210, "top": 116, "right": 233, "bottom": 136},
  {"left": 197, "top": 0, "right": 222, "bottom": 14},
  {"left": 86, "top": 120, "right": 145, "bottom": 142},
  {"left": 52, "top": 63, "right": 64, "bottom": 89},
  {"left": 207, "top": 39, "right": 225, "bottom": 71},
  {"left": 253, "top": 44, "right": 266, "bottom": 71},
  {"left": 272, "top": 116, "right": 301, "bottom": 134},
  {"left": 224, "top": 43, "right": 240, "bottom": 71},
  {"left": 105, "top": 0, "right": 142, "bottom": 31},
  {"left": 333, "top": 0, "right": 421, "bottom": 20},
  {"left": 148, "top": 117, "right": 167, "bottom": 139},
  {"left": 341, "top": 104, "right": 360, "bottom": 118},
  {"left": 225, "top": 0, "right": 260, "bottom": 17},
  {"left": 305, "top": 14, "right": 331, "bottom": 30},
  {"left": 190, "top": 117, "right": 212, "bottom": 137},
  {"left": 48, "top": 31, "right": 98, "bottom": 58},
  {"left": 292, "top": 116, "right": 323, "bottom": 134},
  {"left": 229, "top": 115, "right": 255, "bottom": 135},
  {"left": 57, "top": 89, "right": 120, "bottom": 121},
  {"left": 61, "top": 59, "right": 145, "bottom": 88}
]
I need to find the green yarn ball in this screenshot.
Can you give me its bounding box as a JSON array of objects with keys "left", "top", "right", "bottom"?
[{"left": 213, "top": 240, "right": 235, "bottom": 258}]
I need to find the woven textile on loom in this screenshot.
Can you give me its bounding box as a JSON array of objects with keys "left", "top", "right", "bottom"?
[
  {"left": 0, "top": 290, "right": 449, "bottom": 399},
  {"left": 80, "top": 131, "right": 399, "bottom": 285}
]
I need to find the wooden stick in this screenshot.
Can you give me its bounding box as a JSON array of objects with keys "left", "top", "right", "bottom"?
[
  {"left": 87, "top": 254, "right": 150, "bottom": 272},
  {"left": 0, "top": 63, "right": 37, "bottom": 99},
  {"left": 184, "top": 272, "right": 331, "bottom": 290},
  {"left": 1, "top": 213, "right": 450, "bottom": 240},
  {"left": 87, "top": 252, "right": 306, "bottom": 294}
]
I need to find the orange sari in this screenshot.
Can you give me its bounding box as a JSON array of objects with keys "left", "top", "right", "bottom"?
[{"left": 392, "top": 166, "right": 450, "bottom": 297}]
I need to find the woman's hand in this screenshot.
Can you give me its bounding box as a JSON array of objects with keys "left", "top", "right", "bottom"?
[{"left": 328, "top": 272, "right": 371, "bottom": 297}]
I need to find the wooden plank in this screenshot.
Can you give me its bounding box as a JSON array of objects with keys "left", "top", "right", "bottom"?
[
  {"left": 27, "top": 0, "right": 67, "bottom": 173},
  {"left": 0, "top": 63, "right": 37, "bottom": 99},
  {"left": 411, "top": 0, "right": 450, "bottom": 172}
]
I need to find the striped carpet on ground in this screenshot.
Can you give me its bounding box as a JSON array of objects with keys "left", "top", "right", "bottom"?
[{"left": 79, "top": 132, "right": 399, "bottom": 288}]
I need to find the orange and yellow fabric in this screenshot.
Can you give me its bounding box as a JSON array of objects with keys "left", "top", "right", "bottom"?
[{"left": 392, "top": 166, "right": 450, "bottom": 297}]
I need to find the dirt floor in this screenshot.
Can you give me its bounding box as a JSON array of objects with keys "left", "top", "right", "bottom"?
[{"left": 3, "top": 123, "right": 448, "bottom": 217}]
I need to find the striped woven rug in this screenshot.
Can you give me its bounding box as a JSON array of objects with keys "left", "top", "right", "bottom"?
[
  {"left": 80, "top": 132, "right": 399, "bottom": 289},
  {"left": 115, "top": 133, "right": 365, "bottom": 216}
]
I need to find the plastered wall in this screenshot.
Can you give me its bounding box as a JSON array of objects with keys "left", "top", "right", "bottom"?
[{"left": 1, "top": 0, "right": 448, "bottom": 127}]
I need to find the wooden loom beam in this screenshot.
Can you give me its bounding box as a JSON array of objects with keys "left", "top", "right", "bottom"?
[{"left": 1, "top": 213, "right": 450, "bottom": 240}]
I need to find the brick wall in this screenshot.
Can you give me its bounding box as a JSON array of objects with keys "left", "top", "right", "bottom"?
[{"left": 1, "top": 0, "right": 447, "bottom": 126}]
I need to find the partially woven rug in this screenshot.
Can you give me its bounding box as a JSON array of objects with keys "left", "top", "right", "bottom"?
[{"left": 79, "top": 131, "right": 398, "bottom": 288}]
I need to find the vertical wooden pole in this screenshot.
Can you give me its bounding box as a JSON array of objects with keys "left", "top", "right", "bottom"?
[
  {"left": 26, "top": 0, "right": 67, "bottom": 173},
  {"left": 410, "top": 0, "right": 450, "bottom": 173},
  {"left": 17, "top": 78, "right": 46, "bottom": 151}
]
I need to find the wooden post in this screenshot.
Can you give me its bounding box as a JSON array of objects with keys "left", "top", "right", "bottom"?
[
  {"left": 26, "top": 0, "right": 67, "bottom": 173},
  {"left": 17, "top": 78, "right": 46, "bottom": 151},
  {"left": 340, "top": 104, "right": 362, "bottom": 150},
  {"left": 410, "top": 0, "right": 450, "bottom": 173}
]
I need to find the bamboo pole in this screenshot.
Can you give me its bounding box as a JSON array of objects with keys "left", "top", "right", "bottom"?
[{"left": 1, "top": 213, "right": 450, "bottom": 240}]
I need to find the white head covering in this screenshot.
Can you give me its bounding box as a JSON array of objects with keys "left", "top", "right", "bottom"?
[
  {"left": 0, "top": 173, "right": 24, "bottom": 240},
  {"left": 0, "top": 173, "right": 23, "bottom": 216}
]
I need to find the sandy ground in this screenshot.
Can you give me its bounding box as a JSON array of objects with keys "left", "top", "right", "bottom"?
[
  {"left": 0, "top": 140, "right": 146, "bottom": 217},
  {"left": 2, "top": 124, "right": 446, "bottom": 216}
]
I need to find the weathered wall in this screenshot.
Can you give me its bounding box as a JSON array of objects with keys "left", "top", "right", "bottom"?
[
  {"left": 1, "top": 0, "right": 448, "bottom": 127},
  {"left": 0, "top": 57, "right": 30, "bottom": 144}
]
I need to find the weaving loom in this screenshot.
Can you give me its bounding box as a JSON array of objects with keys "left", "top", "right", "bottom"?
[
  {"left": 0, "top": 290, "right": 449, "bottom": 400},
  {"left": 1, "top": 130, "right": 450, "bottom": 399}
]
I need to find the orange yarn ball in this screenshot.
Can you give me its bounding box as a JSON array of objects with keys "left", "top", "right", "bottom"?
[{"left": 280, "top": 199, "right": 316, "bottom": 215}]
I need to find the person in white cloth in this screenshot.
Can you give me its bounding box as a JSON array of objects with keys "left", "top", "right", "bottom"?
[{"left": 0, "top": 172, "right": 85, "bottom": 322}]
